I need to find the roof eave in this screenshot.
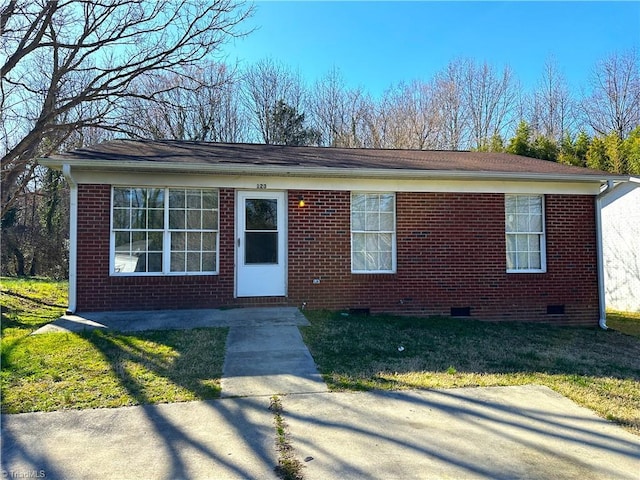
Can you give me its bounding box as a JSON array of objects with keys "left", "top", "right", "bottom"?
[{"left": 39, "top": 158, "right": 625, "bottom": 184}]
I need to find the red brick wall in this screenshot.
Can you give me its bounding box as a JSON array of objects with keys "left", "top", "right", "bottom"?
[
  {"left": 75, "top": 185, "right": 235, "bottom": 311},
  {"left": 75, "top": 185, "right": 599, "bottom": 325},
  {"left": 287, "top": 190, "right": 599, "bottom": 325}
]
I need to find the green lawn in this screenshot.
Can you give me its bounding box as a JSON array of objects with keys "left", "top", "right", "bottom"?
[
  {"left": 3, "top": 278, "right": 639, "bottom": 436},
  {"left": 300, "top": 310, "right": 640, "bottom": 435},
  {"left": 1, "top": 277, "right": 227, "bottom": 413}
]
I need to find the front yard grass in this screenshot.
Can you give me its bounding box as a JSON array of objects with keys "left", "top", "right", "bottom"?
[
  {"left": 301, "top": 310, "right": 640, "bottom": 435},
  {"left": 1, "top": 277, "right": 227, "bottom": 413}
]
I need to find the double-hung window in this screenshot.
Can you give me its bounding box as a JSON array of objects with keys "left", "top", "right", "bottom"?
[
  {"left": 112, "top": 187, "right": 218, "bottom": 275},
  {"left": 505, "top": 194, "right": 546, "bottom": 273},
  {"left": 351, "top": 192, "right": 396, "bottom": 273}
]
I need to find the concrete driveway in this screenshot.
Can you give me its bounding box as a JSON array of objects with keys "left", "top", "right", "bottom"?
[{"left": 4, "top": 308, "right": 640, "bottom": 479}]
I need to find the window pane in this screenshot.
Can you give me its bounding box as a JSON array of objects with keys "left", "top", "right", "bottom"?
[
  {"left": 186, "top": 190, "right": 201, "bottom": 209},
  {"left": 517, "top": 251, "right": 528, "bottom": 269},
  {"left": 169, "top": 190, "right": 185, "bottom": 208},
  {"left": 132, "top": 231, "right": 146, "bottom": 244},
  {"left": 365, "top": 252, "right": 379, "bottom": 271},
  {"left": 529, "top": 196, "right": 542, "bottom": 214},
  {"left": 246, "top": 199, "right": 277, "bottom": 230},
  {"left": 147, "top": 253, "right": 162, "bottom": 272},
  {"left": 529, "top": 251, "right": 541, "bottom": 269},
  {"left": 352, "top": 211, "right": 365, "bottom": 230},
  {"left": 202, "top": 252, "right": 216, "bottom": 271},
  {"left": 148, "top": 232, "right": 163, "bottom": 250},
  {"left": 169, "top": 209, "right": 185, "bottom": 229},
  {"left": 379, "top": 233, "right": 392, "bottom": 252},
  {"left": 202, "top": 233, "right": 215, "bottom": 251},
  {"left": 115, "top": 232, "right": 130, "bottom": 250},
  {"left": 365, "top": 212, "right": 379, "bottom": 231},
  {"left": 245, "top": 232, "right": 277, "bottom": 264},
  {"left": 530, "top": 214, "right": 542, "bottom": 233},
  {"left": 365, "top": 233, "right": 378, "bottom": 251},
  {"left": 202, "top": 210, "right": 217, "bottom": 230},
  {"left": 187, "top": 232, "right": 201, "bottom": 250},
  {"left": 202, "top": 192, "right": 217, "bottom": 209},
  {"left": 147, "top": 189, "right": 164, "bottom": 209},
  {"left": 380, "top": 194, "right": 394, "bottom": 212},
  {"left": 353, "top": 251, "right": 366, "bottom": 271},
  {"left": 171, "top": 252, "right": 185, "bottom": 272},
  {"left": 171, "top": 232, "right": 185, "bottom": 250},
  {"left": 379, "top": 251, "right": 392, "bottom": 270},
  {"left": 352, "top": 194, "right": 366, "bottom": 211},
  {"left": 113, "top": 209, "right": 129, "bottom": 229},
  {"left": 130, "top": 189, "right": 146, "bottom": 208},
  {"left": 506, "top": 251, "right": 516, "bottom": 270},
  {"left": 353, "top": 233, "right": 365, "bottom": 252},
  {"left": 187, "top": 210, "right": 201, "bottom": 229},
  {"left": 380, "top": 212, "right": 394, "bottom": 231},
  {"left": 505, "top": 195, "right": 516, "bottom": 214},
  {"left": 131, "top": 209, "right": 146, "bottom": 229},
  {"left": 516, "top": 196, "right": 530, "bottom": 214},
  {"left": 365, "top": 195, "right": 379, "bottom": 211},
  {"left": 187, "top": 252, "right": 201, "bottom": 271},
  {"left": 505, "top": 213, "right": 516, "bottom": 232},
  {"left": 148, "top": 209, "right": 164, "bottom": 229},
  {"left": 113, "top": 188, "right": 130, "bottom": 208},
  {"left": 516, "top": 214, "right": 529, "bottom": 232}
]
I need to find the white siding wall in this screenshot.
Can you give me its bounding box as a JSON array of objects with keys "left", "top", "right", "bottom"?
[{"left": 601, "top": 180, "right": 640, "bottom": 312}]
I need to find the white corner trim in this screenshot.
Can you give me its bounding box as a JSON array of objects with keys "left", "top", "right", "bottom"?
[{"left": 62, "top": 165, "right": 77, "bottom": 314}]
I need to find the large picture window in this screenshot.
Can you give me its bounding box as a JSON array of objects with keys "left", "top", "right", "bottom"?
[
  {"left": 351, "top": 192, "right": 396, "bottom": 273},
  {"left": 505, "top": 194, "right": 546, "bottom": 273},
  {"left": 112, "top": 187, "right": 218, "bottom": 275}
]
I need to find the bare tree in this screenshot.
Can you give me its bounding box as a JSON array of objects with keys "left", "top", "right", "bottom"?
[
  {"left": 433, "top": 59, "right": 469, "bottom": 150},
  {"left": 460, "top": 59, "right": 518, "bottom": 150},
  {"left": 527, "top": 57, "right": 576, "bottom": 142},
  {"left": 308, "top": 67, "right": 375, "bottom": 148},
  {"left": 1, "top": 0, "right": 252, "bottom": 218},
  {"left": 376, "top": 80, "right": 440, "bottom": 150},
  {"left": 581, "top": 49, "right": 640, "bottom": 139},
  {"left": 242, "top": 58, "right": 305, "bottom": 144},
  {"left": 124, "top": 63, "right": 249, "bottom": 142}
]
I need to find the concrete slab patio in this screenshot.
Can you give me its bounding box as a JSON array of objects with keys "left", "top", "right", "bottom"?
[{"left": 32, "top": 307, "right": 309, "bottom": 334}]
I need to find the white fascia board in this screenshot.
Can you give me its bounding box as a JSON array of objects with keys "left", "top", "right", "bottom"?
[
  {"left": 65, "top": 168, "right": 603, "bottom": 195},
  {"left": 42, "top": 160, "right": 623, "bottom": 195}
]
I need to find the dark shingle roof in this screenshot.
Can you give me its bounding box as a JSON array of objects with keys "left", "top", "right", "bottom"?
[{"left": 47, "top": 139, "right": 612, "bottom": 179}]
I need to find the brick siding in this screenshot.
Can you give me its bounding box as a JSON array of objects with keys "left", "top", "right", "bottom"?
[{"left": 75, "top": 185, "right": 599, "bottom": 325}]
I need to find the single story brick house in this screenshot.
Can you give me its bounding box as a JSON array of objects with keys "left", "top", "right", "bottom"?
[{"left": 41, "top": 140, "right": 628, "bottom": 326}]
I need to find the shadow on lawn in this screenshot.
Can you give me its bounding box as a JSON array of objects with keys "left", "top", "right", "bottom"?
[{"left": 1, "top": 326, "right": 279, "bottom": 480}]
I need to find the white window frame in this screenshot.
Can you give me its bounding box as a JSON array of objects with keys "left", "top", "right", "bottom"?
[
  {"left": 505, "top": 194, "right": 546, "bottom": 273},
  {"left": 110, "top": 187, "right": 219, "bottom": 276},
  {"left": 351, "top": 192, "right": 397, "bottom": 274}
]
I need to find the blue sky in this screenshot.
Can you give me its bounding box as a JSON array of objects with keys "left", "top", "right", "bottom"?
[{"left": 221, "top": 1, "right": 640, "bottom": 97}]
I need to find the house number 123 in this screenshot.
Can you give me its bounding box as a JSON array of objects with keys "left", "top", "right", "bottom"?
[{"left": 256, "top": 183, "right": 267, "bottom": 189}]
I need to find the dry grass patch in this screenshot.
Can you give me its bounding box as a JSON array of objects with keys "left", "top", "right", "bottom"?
[{"left": 301, "top": 311, "right": 640, "bottom": 434}]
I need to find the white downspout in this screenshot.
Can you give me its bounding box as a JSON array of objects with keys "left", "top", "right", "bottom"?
[
  {"left": 62, "top": 164, "right": 77, "bottom": 314},
  {"left": 595, "top": 180, "right": 613, "bottom": 330}
]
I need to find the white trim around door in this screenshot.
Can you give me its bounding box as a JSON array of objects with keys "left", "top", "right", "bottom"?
[{"left": 236, "top": 190, "right": 287, "bottom": 297}]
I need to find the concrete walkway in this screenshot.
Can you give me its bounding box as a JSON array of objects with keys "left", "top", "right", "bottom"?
[
  {"left": 221, "top": 325, "right": 328, "bottom": 397},
  {"left": 4, "top": 308, "right": 640, "bottom": 479}
]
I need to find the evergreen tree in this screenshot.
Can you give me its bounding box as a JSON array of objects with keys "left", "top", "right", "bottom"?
[
  {"left": 532, "top": 135, "right": 558, "bottom": 162},
  {"left": 586, "top": 136, "right": 608, "bottom": 171},
  {"left": 268, "top": 100, "right": 321, "bottom": 146},
  {"left": 506, "top": 121, "right": 533, "bottom": 157},
  {"left": 622, "top": 127, "right": 640, "bottom": 175}
]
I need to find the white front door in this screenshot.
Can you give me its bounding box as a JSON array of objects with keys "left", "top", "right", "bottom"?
[{"left": 236, "top": 191, "right": 286, "bottom": 297}]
